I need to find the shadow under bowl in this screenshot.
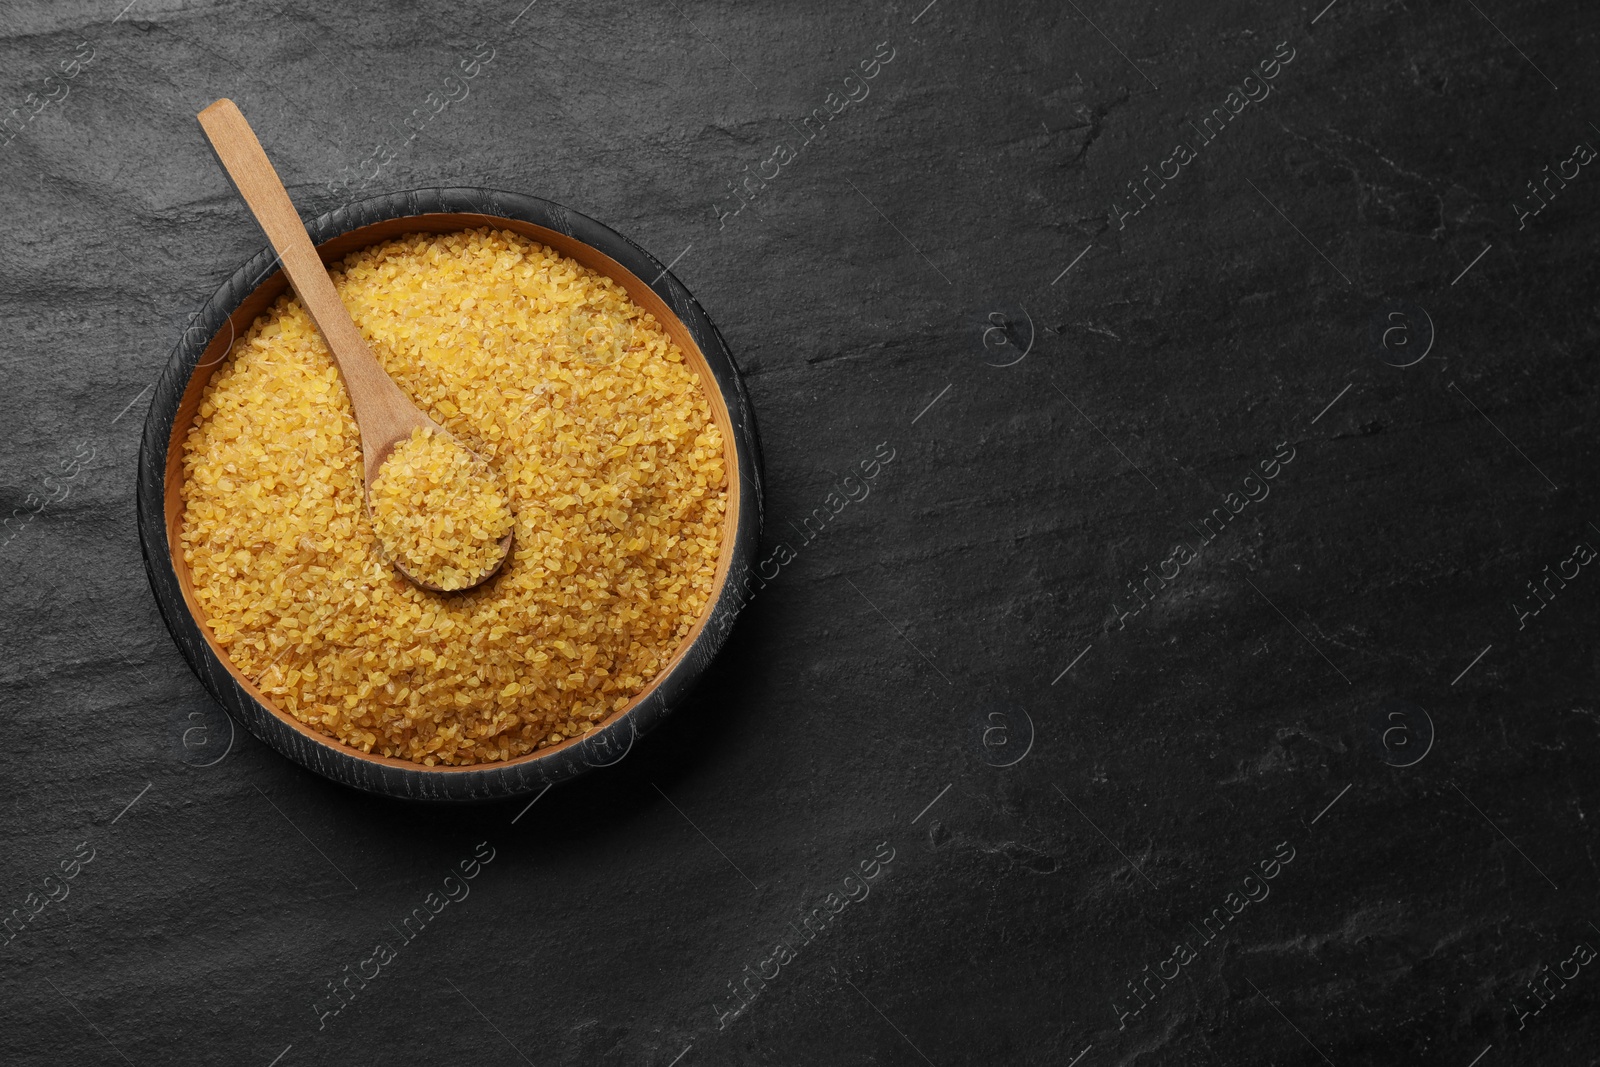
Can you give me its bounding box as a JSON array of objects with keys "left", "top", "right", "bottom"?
[{"left": 136, "top": 188, "right": 763, "bottom": 801}]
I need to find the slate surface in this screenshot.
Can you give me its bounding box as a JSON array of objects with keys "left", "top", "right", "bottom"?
[{"left": 1, "top": 1, "right": 1596, "bottom": 1065}]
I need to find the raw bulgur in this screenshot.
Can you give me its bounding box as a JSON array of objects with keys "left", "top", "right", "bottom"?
[
  {"left": 179, "top": 228, "right": 727, "bottom": 766},
  {"left": 369, "top": 426, "right": 514, "bottom": 591}
]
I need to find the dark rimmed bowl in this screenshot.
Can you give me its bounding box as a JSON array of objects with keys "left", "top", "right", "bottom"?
[{"left": 137, "top": 188, "right": 762, "bottom": 801}]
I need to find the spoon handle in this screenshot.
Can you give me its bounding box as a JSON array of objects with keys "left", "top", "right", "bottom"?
[{"left": 196, "top": 98, "right": 424, "bottom": 462}]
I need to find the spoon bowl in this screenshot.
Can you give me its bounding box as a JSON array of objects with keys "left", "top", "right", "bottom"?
[{"left": 365, "top": 425, "right": 515, "bottom": 594}]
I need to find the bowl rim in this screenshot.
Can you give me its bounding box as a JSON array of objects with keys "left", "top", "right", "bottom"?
[{"left": 136, "top": 187, "right": 763, "bottom": 801}]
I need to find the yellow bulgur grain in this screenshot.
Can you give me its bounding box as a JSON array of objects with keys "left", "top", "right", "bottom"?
[
  {"left": 369, "top": 426, "right": 514, "bottom": 591},
  {"left": 179, "top": 228, "right": 728, "bottom": 766}
]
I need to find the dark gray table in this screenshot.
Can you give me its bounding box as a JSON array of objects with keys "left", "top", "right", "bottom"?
[{"left": 2, "top": 1, "right": 1595, "bottom": 1064}]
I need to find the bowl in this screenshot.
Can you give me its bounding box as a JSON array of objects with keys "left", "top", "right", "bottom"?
[{"left": 137, "top": 188, "right": 763, "bottom": 801}]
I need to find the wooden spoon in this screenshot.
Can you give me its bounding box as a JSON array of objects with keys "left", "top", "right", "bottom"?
[{"left": 196, "top": 98, "right": 511, "bottom": 593}]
